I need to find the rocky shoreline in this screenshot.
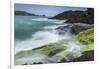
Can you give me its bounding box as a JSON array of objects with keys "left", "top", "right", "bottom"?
[
  {"left": 51, "top": 8, "right": 94, "bottom": 64},
  {"left": 20, "top": 8, "right": 94, "bottom": 65},
  {"left": 22, "top": 50, "right": 94, "bottom": 65},
  {"left": 56, "top": 23, "right": 93, "bottom": 35},
  {"left": 56, "top": 50, "right": 94, "bottom": 63},
  {"left": 50, "top": 8, "right": 94, "bottom": 24}
]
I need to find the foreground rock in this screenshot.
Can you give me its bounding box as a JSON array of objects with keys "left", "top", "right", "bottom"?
[
  {"left": 69, "top": 23, "right": 93, "bottom": 34},
  {"left": 57, "top": 50, "right": 94, "bottom": 63},
  {"left": 33, "top": 62, "right": 43, "bottom": 64},
  {"left": 21, "top": 50, "right": 94, "bottom": 65},
  {"left": 71, "top": 50, "right": 94, "bottom": 62},
  {"left": 56, "top": 23, "right": 93, "bottom": 35}
]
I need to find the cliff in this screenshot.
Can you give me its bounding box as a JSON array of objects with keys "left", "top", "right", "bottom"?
[{"left": 50, "top": 8, "right": 94, "bottom": 24}]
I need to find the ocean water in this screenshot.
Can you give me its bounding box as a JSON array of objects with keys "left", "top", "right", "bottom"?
[
  {"left": 15, "top": 16, "right": 67, "bottom": 53},
  {"left": 15, "top": 16, "right": 82, "bottom": 65}
]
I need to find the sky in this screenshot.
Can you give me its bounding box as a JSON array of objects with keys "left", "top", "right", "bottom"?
[{"left": 15, "top": 3, "right": 87, "bottom": 17}]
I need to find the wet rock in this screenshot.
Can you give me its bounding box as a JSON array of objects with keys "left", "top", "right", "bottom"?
[
  {"left": 57, "top": 50, "right": 94, "bottom": 63},
  {"left": 22, "top": 63, "right": 27, "bottom": 65},
  {"left": 48, "top": 51, "right": 55, "bottom": 57},
  {"left": 60, "top": 58, "right": 67, "bottom": 62},
  {"left": 33, "top": 62, "right": 37, "bottom": 64},
  {"left": 48, "top": 49, "right": 65, "bottom": 57},
  {"left": 38, "top": 62, "right": 43, "bottom": 64},
  {"left": 56, "top": 24, "right": 71, "bottom": 35},
  {"left": 71, "top": 50, "right": 94, "bottom": 62},
  {"left": 56, "top": 23, "right": 93, "bottom": 35},
  {"left": 70, "top": 23, "right": 93, "bottom": 34},
  {"left": 33, "top": 62, "right": 43, "bottom": 64}
]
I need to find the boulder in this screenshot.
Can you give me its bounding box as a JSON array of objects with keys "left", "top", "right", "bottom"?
[
  {"left": 70, "top": 23, "right": 94, "bottom": 34},
  {"left": 33, "top": 62, "right": 43, "bottom": 64},
  {"left": 22, "top": 63, "right": 27, "bottom": 65},
  {"left": 58, "top": 50, "right": 94, "bottom": 63}
]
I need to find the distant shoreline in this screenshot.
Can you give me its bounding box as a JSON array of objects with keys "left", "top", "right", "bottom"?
[{"left": 15, "top": 11, "right": 47, "bottom": 17}]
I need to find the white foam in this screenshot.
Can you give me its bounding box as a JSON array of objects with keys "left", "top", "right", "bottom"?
[
  {"left": 32, "top": 18, "right": 66, "bottom": 24},
  {"left": 15, "top": 26, "right": 66, "bottom": 53},
  {"left": 15, "top": 17, "right": 84, "bottom": 64}
]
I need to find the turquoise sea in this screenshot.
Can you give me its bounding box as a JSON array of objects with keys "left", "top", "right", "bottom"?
[{"left": 15, "top": 16, "right": 82, "bottom": 65}]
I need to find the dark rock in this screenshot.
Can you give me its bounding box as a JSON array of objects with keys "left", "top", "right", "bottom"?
[
  {"left": 50, "top": 8, "right": 94, "bottom": 24},
  {"left": 58, "top": 50, "right": 94, "bottom": 63},
  {"left": 70, "top": 23, "right": 94, "bottom": 34},
  {"left": 33, "top": 62, "right": 43, "bottom": 64},
  {"left": 71, "top": 50, "right": 94, "bottom": 62},
  {"left": 42, "top": 14, "right": 46, "bottom": 17},
  {"left": 60, "top": 58, "right": 67, "bottom": 62},
  {"left": 33, "top": 62, "right": 37, "bottom": 64},
  {"left": 87, "top": 8, "right": 94, "bottom": 24},
  {"left": 56, "top": 24, "right": 71, "bottom": 30},
  {"left": 38, "top": 62, "right": 43, "bottom": 64},
  {"left": 48, "top": 49, "right": 65, "bottom": 57},
  {"left": 56, "top": 24, "right": 71, "bottom": 35},
  {"left": 48, "top": 51, "right": 55, "bottom": 57},
  {"left": 56, "top": 23, "right": 93, "bottom": 35},
  {"left": 22, "top": 63, "right": 27, "bottom": 65}
]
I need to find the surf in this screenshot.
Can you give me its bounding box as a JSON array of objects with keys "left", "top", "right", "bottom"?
[{"left": 15, "top": 16, "right": 83, "bottom": 65}]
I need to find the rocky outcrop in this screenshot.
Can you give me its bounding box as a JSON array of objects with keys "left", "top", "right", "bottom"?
[
  {"left": 56, "top": 23, "right": 93, "bottom": 35},
  {"left": 50, "top": 8, "right": 94, "bottom": 24},
  {"left": 71, "top": 50, "right": 94, "bottom": 62},
  {"left": 57, "top": 50, "right": 94, "bottom": 63},
  {"left": 42, "top": 14, "right": 46, "bottom": 17},
  {"left": 22, "top": 50, "right": 94, "bottom": 65},
  {"left": 32, "top": 62, "right": 43, "bottom": 64},
  {"left": 69, "top": 23, "right": 93, "bottom": 34},
  {"left": 87, "top": 8, "right": 94, "bottom": 24}
]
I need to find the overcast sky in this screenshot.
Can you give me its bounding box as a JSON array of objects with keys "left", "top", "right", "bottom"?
[{"left": 15, "top": 3, "right": 87, "bottom": 17}]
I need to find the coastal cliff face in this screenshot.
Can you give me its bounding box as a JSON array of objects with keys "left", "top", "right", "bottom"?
[{"left": 50, "top": 8, "right": 94, "bottom": 24}]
